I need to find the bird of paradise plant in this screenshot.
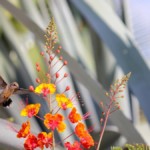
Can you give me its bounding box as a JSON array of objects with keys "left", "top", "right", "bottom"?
[{"left": 8, "top": 18, "right": 130, "bottom": 150}]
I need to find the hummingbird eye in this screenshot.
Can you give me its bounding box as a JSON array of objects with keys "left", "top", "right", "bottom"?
[{"left": 11, "top": 82, "right": 19, "bottom": 88}]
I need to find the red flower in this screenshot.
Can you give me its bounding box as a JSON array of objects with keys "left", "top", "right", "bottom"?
[
  {"left": 75, "top": 122, "right": 94, "bottom": 149},
  {"left": 44, "top": 113, "right": 66, "bottom": 132},
  {"left": 24, "top": 134, "right": 38, "bottom": 150},
  {"left": 17, "top": 121, "right": 30, "bottom": 138},
  {"left": 75, "top": 122, "right": 86, "bottom": 138},
  {"left": 68, "top": 107, "right": 81, "bottom": 123},
  {"left": 80, "top": 133, "right": 94, "bottom": 149},
  {"left": 38, "top": 132, "right": 53, "bottom": 149},
  {"left": 65, "top": 141, "right": 82, "bottom": 150}
]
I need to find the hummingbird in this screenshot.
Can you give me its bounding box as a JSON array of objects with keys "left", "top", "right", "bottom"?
[{"left": 0, "top": 75, "right": 31, "bottom": 107}]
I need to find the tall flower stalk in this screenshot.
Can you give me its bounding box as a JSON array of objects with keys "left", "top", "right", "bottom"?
[
  {"left": 9, "top": 18, "right": 131, "bottom": 150},
  {"left": 96, "top": 72, "right": 131, "bottom": 150}
]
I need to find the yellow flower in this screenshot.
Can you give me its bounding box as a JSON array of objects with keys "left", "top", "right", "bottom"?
[
  {"left": 35, "top": 83, "right": 56, "bottom": 96},
  {"left": 56, "top": 94, "right": 73, "bottom": 110},
  {"left": 21, "top": 103, "right": 41, "bottom": 118}
]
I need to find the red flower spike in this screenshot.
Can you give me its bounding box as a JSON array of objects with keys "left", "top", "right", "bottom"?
[
  {"left": 17, "top": 121, "right": 30, "bottom": 138},
  {"left": 64, "top": 73, "right": 68, "bottom": 77},
  {"left": 64, "top": 60, "right": 68, "bottom": 65},
  {"left": 56, "top": 72, "right": 60, "bottom": 78},
  {"left": 24, "top": 134, "right": 38, "bottom": 150},
  {"left": 65, "top": 141, "right": 82, "bottom": 150},
  {"left": 29, "top": 86, "right": 34, "bottom": 92},
  {"left": 36, "top": 78, "right": 40, "bottom": 83}
]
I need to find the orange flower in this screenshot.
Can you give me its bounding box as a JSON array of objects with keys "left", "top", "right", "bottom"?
[
  {"left": 35, "top": 83, "right": 56, "bottom": 96},
  {"left": 20, "top": 103, "right": 41, "bottom": 118},
  {"left": 38, "top": 132, "right": 53, "bottom": 149},
  {"left": 56, "top": 94, "right": 73, "bottom": 110},
  {"left": 65, "top": 141, "right": 82, "bottom": 150},
  {"left": 80, "top": 133, "right": 94, "bottom": 149},
  {"left": 74, "top": 123, "right": 94, "bottom": 149},
  {"left": 17, "top": 121, "right": 30, "bottom": 138},
  {"left": 24, "top": 134, "right": 38, "bottom": 150},
  {"left": 75, "top": 122, "right": 86, "bottom": 137},
  {"left": 68, "top": 107, "right": 81, "bottom": 123},
  {"left": 44, "top": 113, "right": 66, "bottom": 132}
]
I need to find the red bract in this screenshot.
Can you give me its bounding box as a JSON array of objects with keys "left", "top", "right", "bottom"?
[
  {"left": 24, "top": 134, "right": 38, "bottom": 150},
  {"left": 65, "top": 141, "right": 82, "bottom": 150}
]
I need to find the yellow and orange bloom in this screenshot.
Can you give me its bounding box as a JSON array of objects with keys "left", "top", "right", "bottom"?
[
  {"left": 56, "top": 94, "right": 73, "bottom": 110},
  {"left": 44, "top": 113, "right": 66, "bottom": 132},
  {"left": 17, "top": 121, "right": 30, "bottom": 138},
  {"left": 20, "top": 103, "right": 41, "bottom": 118},
  {"left": 75, "top": 122, "right": 86, "bottom": 138},
  {"left": 24, "top": 134, "right": 38, "bottom": 150},
  {"left": 68, "top": 107, "right": 81, "bottom": 123},
  {"left": 74, "top": 122, "right": 94, "bottom": 149},
  {"left": 35, "top": 83, "right": 56, "bottom": 96},
  {"left": 37, "top": 132, "right": 53, "bottom": 149}
]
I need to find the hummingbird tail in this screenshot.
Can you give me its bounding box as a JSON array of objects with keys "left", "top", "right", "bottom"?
[{"left": 2, "top": 99, "right": 12, "bottom": 107}]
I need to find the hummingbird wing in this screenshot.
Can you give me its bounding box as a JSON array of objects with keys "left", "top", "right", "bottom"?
[
  {"left": 0, "top": 76, "right": 7, "bottom": 89},
  {"left": 14, "top": 88, "right": 32, "bottom": 95}
]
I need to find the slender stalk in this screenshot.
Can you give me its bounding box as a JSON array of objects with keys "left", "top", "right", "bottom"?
[
  {"left": 96, "top": 108, "right": 110, "bottom": 150},
  {"left": 97, "top": 80, "right": 123, "bottom": 150}
]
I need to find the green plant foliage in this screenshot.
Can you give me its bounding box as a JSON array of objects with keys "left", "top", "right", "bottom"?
[
  {"left": 111, "top": 146, "right": 122, "bottom": 150},
  {"left": 111, "top": 144, "right": 150, "bottom": 150}
]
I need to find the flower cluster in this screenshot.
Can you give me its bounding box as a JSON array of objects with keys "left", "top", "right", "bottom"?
[
  {"left": 15, "top": 18, "right": 94, "bottom": 150},
  {"left": 17, "top": 120, "right": 53, "bottom": 149},
  {"left": 15, "top": 18, "right": 130, "bottom": 150}
]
